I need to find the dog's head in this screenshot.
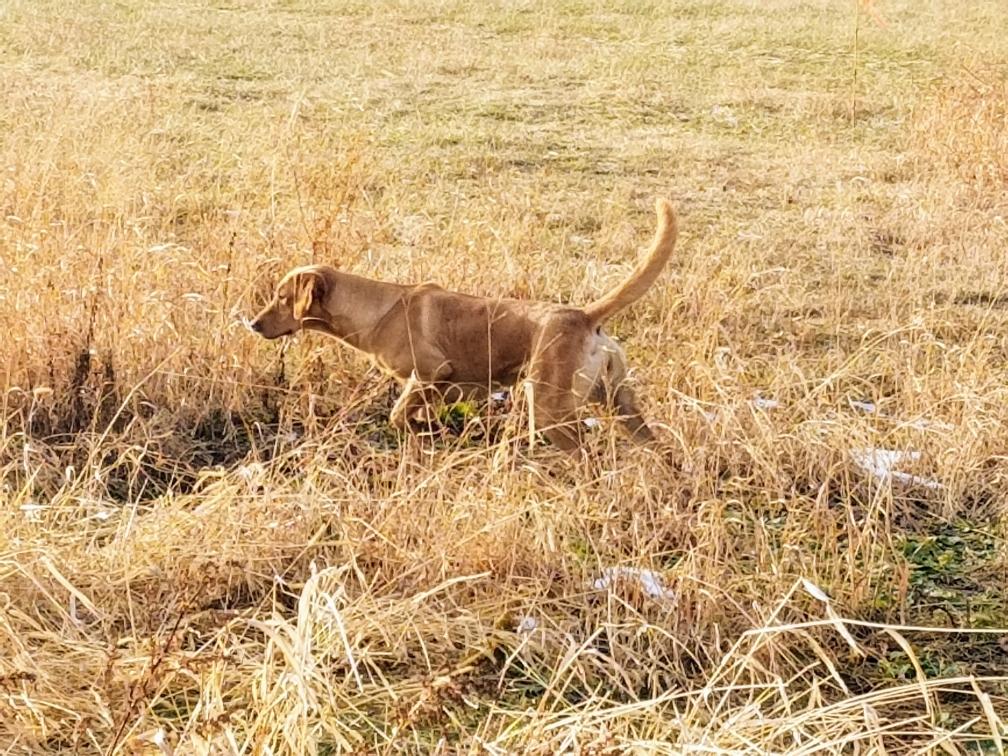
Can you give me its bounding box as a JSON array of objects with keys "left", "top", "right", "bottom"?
[{"left": 249, "top": 265, "right": 329, "bottom": 339}]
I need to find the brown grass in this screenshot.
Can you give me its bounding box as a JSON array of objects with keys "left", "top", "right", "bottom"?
[
  {"left": 1, "top": 0, "right": 1007, "bottom": 753},
  {"left": 912, "top": 66, "right": 1008, "bottom": 195}
]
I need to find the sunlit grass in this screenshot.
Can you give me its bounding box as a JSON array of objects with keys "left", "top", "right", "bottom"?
[{"left": 0, "top": 0, "right": 1006, "bottom": 752}]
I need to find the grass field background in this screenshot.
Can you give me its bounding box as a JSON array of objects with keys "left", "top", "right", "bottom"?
[{"left": 1, "top": 0, "right": 1007, "bottom": 752}]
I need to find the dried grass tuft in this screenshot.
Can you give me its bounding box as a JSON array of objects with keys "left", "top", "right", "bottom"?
[{"left": 1, "top": 0, "right": 1007, "bottom": 753}]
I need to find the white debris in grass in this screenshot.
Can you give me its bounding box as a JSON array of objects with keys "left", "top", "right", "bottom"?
[
  {"left": 582, "top": 417, "right": 600, "bottom": 429},
  {"left": 850, "top": 399, "right": 877, "bottom": 413},
  {"left": 752, "top": 395, "right": 780, "bottom": 410},
  {"left": 593, "top": 567, "right": 675, "bottom": 600},
  {"left": 20, "top": 502, "right": 45, "bottom": 522},
  {"left": 849, "top": 399, "right": 954, "bottom": 432},
  {"left": 237, "top": 462, "right": 265, "bottom": 482},
  {"left": 516, "top": 615, "right": 538, "bottom": 634},
  {"left": 710, "top": 104, "right": 739, "bottom": 128},
  {"left": 850, "top": 448, "right": 943, "bottom": 490}
]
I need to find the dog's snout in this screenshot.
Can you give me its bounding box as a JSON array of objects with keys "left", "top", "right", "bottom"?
[{"left": 249, "top": 318, "right": 263, "bottom": 333}]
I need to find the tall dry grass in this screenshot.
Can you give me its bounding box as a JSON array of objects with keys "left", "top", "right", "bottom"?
[{"left": 1, "top": 0, "right": 1007, "bottom": 753}]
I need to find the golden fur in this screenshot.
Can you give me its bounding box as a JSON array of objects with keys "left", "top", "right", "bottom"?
[{"left": 250, "top": 199, "right": 678, "bottom": 451}]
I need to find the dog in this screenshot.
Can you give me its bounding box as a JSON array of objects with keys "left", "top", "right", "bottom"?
[{"left": 250, "top": 198, "right": 677, "bottom": 452}]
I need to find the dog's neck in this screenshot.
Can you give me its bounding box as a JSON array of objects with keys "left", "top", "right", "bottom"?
[{"left": 302, "top": 270, "right": 404, "bottom": 352}]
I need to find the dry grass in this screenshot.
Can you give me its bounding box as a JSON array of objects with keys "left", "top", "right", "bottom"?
[
  {"left": 912, "top": 66, "right": 1008, "bottom": 196},
  {"left": 1, "top": 0, "right": 1007, "bottom": 753}
]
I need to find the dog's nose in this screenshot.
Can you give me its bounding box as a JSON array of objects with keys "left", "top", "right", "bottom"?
[{"left": 248, "top": 319, "right": 263, "bottom": 333}]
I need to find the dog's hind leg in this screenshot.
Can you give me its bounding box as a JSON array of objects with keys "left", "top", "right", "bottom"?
[
  {"left": 528, "top": 324, "right": 587, "bottom": 452},
  {"left": 591, "top": 342, "right": 654, "bottom": 444},
  {"left": 611, "top": 383, "right": 655, "bottom": 443},
  {"left": 528, "top": 375, "right": 582, "bottom": 451}
]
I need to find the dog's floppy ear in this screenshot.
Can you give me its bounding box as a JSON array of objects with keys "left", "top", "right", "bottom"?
[{"left": 293, "top": 270, "right": 325, "bottom": 320}]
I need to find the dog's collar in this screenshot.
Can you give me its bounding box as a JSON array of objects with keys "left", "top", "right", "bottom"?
[{"left": 300, "top": 317, "right": 339, "bottom": 337}]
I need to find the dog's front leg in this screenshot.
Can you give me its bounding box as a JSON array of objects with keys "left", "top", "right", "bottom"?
[
  {"left": 389, "top": 373, "right": 433, "bottom": 429},
  {"left": 388, "top": 362, "right": 453, "bottom": 430}
]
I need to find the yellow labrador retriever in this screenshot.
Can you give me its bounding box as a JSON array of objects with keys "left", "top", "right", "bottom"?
[{"left": 250, "top": 198, "right": 677, "bottom": 451}]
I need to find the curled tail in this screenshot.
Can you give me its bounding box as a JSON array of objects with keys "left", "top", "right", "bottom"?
[{"left": 583, "top": 198, "right": 678, "bottom": 325}]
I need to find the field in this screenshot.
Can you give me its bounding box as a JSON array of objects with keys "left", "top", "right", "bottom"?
[{"left": 1, "top": 0, "right": 1007, "bottom": 752}]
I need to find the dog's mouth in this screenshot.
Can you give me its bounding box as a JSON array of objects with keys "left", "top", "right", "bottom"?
[
  {"left": 259, "top": 330, "right": 292, "bottom": 340},
  {"left": 247, "top": 317, "right": 298, "bottom": 340}
]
